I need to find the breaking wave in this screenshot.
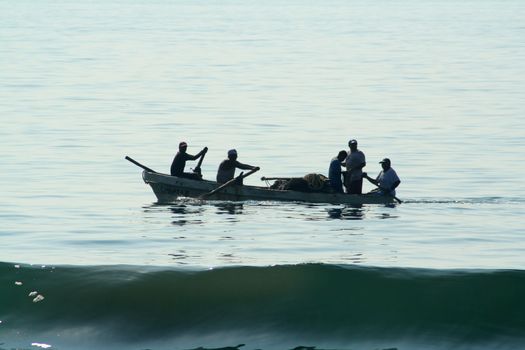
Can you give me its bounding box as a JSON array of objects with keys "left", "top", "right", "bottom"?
[{"left": 1, "top": 262, "right": 524, "bottom": 350}]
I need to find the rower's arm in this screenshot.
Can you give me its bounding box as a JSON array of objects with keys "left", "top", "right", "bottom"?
[
  {"left": 363, "top": 173, "right": 378, "bottom": 185},
  {"left": 188, "top": 147, "right": 208, "bottom": 160},
  {"left": 235, "top": 160, "right": 258, "bottom": 171}
]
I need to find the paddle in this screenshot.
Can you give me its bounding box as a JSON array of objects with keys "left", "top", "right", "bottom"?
[
  {"left": 200, "top": 167, "right": 260, "bottom": 199},
  {"left": 261, "top": 176, "right": 292, "bottom": 181},
  {"left": 192, "top": 151, "right": 206, "bottom": 178},
  {"left": 125, "top": 156, "right": 157, "bottom": 173}
]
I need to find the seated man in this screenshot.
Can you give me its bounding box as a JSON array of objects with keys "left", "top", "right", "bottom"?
[
  {"left": 363, "top": 158, "right": 401, "bottom": 196},
  {"left": 170, "top": 141, "right": 208, "bottom": 180},
  {"left": 216, "top": 149, "right": 259, "bottom": 184},
  {"left": 328, "top": 150, "right": 347, "bottom": 193}
]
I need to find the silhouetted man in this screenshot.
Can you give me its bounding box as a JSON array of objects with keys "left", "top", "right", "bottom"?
[
  {"left": 343, "top": 139, "right": 366, "bottom": 194},
  {"left": 170, "top": 141, "right": 207, "bottom": 180},
  {"left": 216, "top": 149, "right": 259, "bottom": 184},
  {"left": 364, "top": 158, "right": 401, "bottom": 196},
  {"left": 328, "top": 150, "right": 347, "bottom": 193}
]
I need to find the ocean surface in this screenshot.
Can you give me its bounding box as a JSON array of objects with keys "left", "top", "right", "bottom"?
[{"left": 1, "top": 0, "right": 525, "bottom": 349}]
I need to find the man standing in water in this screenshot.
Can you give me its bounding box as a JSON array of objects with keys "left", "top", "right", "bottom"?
[
  {"left": 216, "top": 149, "right": 259, "bottom": 184},
  {"left": 364, "top": 158, "right": 401, "bottom": 196},
  {"left": 170, "top": 141, "right": 208, "bottom": 180},
  {"left": 344, "top": 139, "right": 366, "bottom": 194}
]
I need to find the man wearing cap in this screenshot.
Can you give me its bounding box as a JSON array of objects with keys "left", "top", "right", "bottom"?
[
  {"left": 364, "top": 158, "right": 401, "bottom": 196},
  {"left": 216, "top": 149, "right": 259, "bottom": 184},
  {"left": 170, "top": 141, "right": 208, "bottom": 180},
  {"left": 343, "top": 139, "right": 366, "bottom": 194}
]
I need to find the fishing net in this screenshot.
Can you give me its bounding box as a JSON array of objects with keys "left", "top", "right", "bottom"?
[{"left": 270, "top": 173, "right": 330, "bottom": 193}]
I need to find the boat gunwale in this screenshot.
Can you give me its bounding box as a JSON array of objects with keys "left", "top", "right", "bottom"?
[{"left": 141, "top": 170, "right": 397, "bottom": 205}]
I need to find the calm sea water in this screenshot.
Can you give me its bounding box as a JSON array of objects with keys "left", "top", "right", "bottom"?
[{"left": 1, "top": 1, "right": 525, "bottom": 349}]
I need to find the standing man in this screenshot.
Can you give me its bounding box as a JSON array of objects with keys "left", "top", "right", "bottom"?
[
  {"left": 344, "top": 139, "right": 366, "bottom": 194},
  {"left": 328, "top": 150, "right": 347, "bottom": 193},
  {"left": 170, "top": 141, "right": 208, "bottom": 180},
  {"left": 216, "top": 149, "right": 259, "bottom": 184},
  {"left": 364, "top": 158, "right": 401, "bottom": 196}
]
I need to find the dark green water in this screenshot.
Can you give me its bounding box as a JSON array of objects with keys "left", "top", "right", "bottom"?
[{"left": 2, "top": 263, "right": 524, "bottom": 349}]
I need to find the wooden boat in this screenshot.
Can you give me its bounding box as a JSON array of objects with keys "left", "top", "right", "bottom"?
[
  {"left": 126, "top": 156, "right": 398, "bottom": 205},
  {"left": 139, "top": 170, "right": 396, "bottom": 205}
]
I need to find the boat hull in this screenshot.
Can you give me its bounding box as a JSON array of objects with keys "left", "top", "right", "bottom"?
[{"left": 141, "top": 171, "right": 395, "bottom": 205}]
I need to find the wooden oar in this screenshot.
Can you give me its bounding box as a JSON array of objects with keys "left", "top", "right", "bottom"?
[
  {"left": 261, "top": 176, "right": 292, "bottom": 181},
  {"left": 200, "top": 167, "right": 260, "bottom": 199},
  {"left": 192, "top": 152, "right": 206, "bottom": 178},
  {"left": 125, "top": 156, "right": 157, "bottom": 173}
]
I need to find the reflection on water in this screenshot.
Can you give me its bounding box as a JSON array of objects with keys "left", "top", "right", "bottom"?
[
  {"left": 376, "top": 212, "right": 399, "bottom": 220},
  {"left": 145, "top": 201, "right": 401, "bottom": 224},
  {"left": 126, "top": 198, "right": 525, "bottom": 268},
  {"left": 214, "top": 202, "right": 244, "bottom": 215},
  {"left": 326, "top": 205, "right": 365, "bottom": 220},
  {"left": 143, "top": 201, "right": 246, "bottom": 226},
  {"left": 326, "top": 204, "right": 402, "bottom": 221},
  {"left": 170, "top": 204, "right": 205, "bottom": 226},
  {"left": 143, "top": 203, "right": 206, "bottom": 226}
]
